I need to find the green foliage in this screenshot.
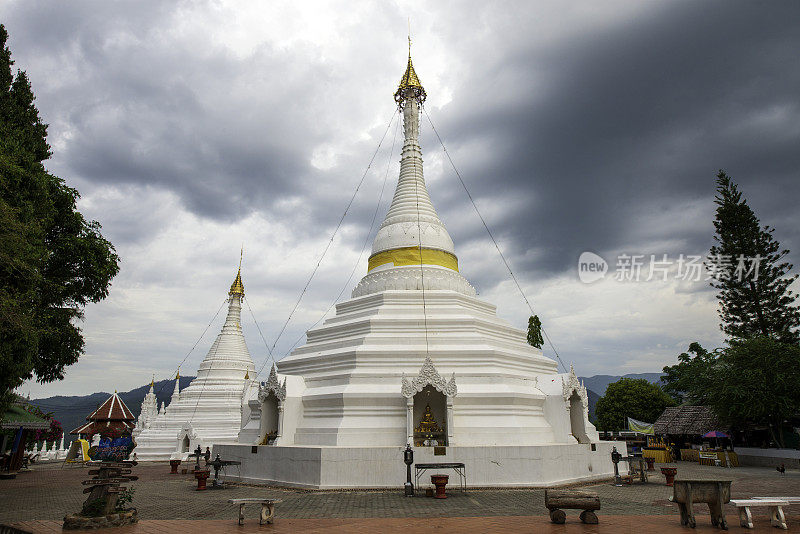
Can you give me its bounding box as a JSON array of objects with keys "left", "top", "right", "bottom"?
[
  {"left": 0, "top": 24, "right": 120, "bottom": 414},
  {"left": 115, "top": 487, "right": 135, "bottom": 511},
  {"left": 594, "top": 378, "right": 676, "bottom": 431},
  {"left": 663, "top": 338, "right": 800, "bottom": 447},
  {"left": 662, "top": 342, "right": 718, "bottom": 404},
  {"left": 526, "top": 315, "right": 543, "bottom": 349},
  {"left": 706, "top": 337, "right": 800, "bottom": 448},
  {"left": 709, "top": 171, "right": 799, "bottom": 343}
]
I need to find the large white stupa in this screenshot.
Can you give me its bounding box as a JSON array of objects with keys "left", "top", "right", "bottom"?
[
  {"left": 217, "top": 49, "right": 623, "bottom": 488},
  {"left": 132, "top": 269, "right": 256, "bottom": 460}
]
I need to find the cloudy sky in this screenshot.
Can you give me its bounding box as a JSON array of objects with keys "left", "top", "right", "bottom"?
[{"left": 4, "top": 1, "right": 798, "bottom": 398}]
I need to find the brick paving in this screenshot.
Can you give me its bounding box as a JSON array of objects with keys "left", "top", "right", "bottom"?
[
  {"left": 2, "top": 460, "right": 800, "bottom": 532},
  {"left": 9, "top": 516, "right": 800, "bottom": 534}
]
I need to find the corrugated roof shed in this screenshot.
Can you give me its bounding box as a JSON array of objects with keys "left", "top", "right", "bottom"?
[{"left": 654, "top": 405, "right": 723, "bottom": 435}]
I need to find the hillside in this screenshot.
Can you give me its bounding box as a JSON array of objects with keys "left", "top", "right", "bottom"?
[
  {"left": 28, "top": 376, "right": 194, "bottom": 439},
  {"left": 581, "top": 373, "right": 664, "bottom": 397},
  {"left": 27, "top": 371, "right": 664, "bottom": 437}
]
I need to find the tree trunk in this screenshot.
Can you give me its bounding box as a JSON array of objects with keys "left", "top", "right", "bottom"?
[
  {"left": 545, "top": 490, "right": 601, "bottom": 511},
  {"left": 768, "top": 423, "right": 785, "bottom": 449}
]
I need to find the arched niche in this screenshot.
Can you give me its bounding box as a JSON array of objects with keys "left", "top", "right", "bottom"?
[
  {"left": 258, "top": 364, "right": 286, "bottom": 446},
  {"left": 181, "top": 435, "right": 190, "bottom": 452},
  {"left": 562, "top": 364, "right": 591, "bottom": 444},
  {"left": 569, "top": 391, "right": 590, "bottom": 444},
  {"left": 413, "top": 385, "right": 448, "bottom": 446},
  {"left": 259, "top": 391, "right": 280, "bottom": 445},
  {"left": 401, "top": 356, "right": 457, "bottom": 447}
]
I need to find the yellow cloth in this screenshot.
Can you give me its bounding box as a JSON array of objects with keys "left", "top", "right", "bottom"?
[
  {"left": 723, "top": 451, "right": 739, "bottom": 467},
  {"left": 643, "top": 448, "right": 672, "bottom": 463},
  {"left": 703, "top": 451, "right": 738, "bottom": 467},
  {"left": 368, "top": 247, "right": 458, "bottom": 272}
]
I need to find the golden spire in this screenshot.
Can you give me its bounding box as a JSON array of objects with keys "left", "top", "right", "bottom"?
[
  {"left": 244, "top": 369, "right": 250, "bottom": 380},
  {"left": 228, "top": 248, "right": 245, "bottom": 297},
  {"left": 176, "top": 370, "right": 180, "bottom": 380},
  {"left": 394, "top": 29, "right": 426, "bottom": 106},
  {"left": 150, "top": 374, "right": 155, "bottom": 388}
]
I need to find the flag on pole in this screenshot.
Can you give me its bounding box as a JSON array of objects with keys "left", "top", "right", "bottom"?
[{"left": 627, "top": 417, "right": 654, "bottom": 435}]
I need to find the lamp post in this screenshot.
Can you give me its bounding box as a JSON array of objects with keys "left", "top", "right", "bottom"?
[
  {"left": 611, "top": 446, "right": 623, "bottom": 486},
  {"left": 403, "top": 444, "right": 414, "bottom": 496},
  {"left": 193, "top": 444, "right": 202, "bottom": 469}
]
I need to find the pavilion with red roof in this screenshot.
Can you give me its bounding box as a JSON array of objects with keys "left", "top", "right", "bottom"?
[{"left": 70, "top": 392, "right": 136, "bottom": 439}]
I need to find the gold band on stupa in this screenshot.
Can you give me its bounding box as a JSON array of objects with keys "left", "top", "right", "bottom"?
[{"left": 368, "top": 247, "right": 458, "bottom": 272}]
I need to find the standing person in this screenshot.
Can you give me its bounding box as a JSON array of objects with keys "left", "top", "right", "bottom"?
[{"left": 204, "top": 447, "right": 211, "bottom": 464}]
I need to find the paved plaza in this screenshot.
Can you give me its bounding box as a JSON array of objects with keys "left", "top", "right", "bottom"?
[{"left": 2, "top": 461, "right": 800, "bottom": 532}]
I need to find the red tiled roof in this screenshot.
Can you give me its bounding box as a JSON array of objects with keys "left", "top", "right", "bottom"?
[
  {"left": 85, "top": 392, "right": 135, "bottom": 423},
  {"left": 70, "top": 419, "right": 135, "bottom": 435},
  {"left": 69, "top": 392, "right": 136, "bottom": 436}
]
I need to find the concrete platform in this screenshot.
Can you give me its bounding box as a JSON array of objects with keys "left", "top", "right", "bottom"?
[{"left": 214, "top": 441, "right": 622, "bottom": 489}]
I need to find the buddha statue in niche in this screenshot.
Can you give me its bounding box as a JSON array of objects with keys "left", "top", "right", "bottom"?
[{"left": 415, "top": 403, "right": 441, "bottom": 434}]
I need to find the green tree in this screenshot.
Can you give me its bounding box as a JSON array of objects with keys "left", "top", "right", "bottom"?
[
  {"left": 0, "top": 24, "right": 119, "bottom": 414},
  {"left": 707, "top": 337, "right": 800, "bottom": 448},
  {"left": 526, "top": 315, "right": 543, "bottom": 349},
  {"left": 661, "top": 342, "right": 718, "bottom": 404},
  {"left": 708, "top": 171, "right": 800, "bottom": 343},
  {"left": 594, "top": 378, "right": 676, "bottom": 431}
]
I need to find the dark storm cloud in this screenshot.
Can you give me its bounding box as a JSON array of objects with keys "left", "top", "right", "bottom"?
[
  {"left": 426, "top": 1, "right": 800, "bottom": 288},
  {"left": 3, "top": 1, "right": 798, "bottom": 285},
  {"left": 2, "top": 0, "right": 375, "bottom": 226},
  {"left": 7, "top": 0, "right": 799, "bottom": 396}
]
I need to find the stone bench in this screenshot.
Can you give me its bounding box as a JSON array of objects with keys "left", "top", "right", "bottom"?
[
  {"left": 754, "top": 496, "right": 800, "bottom": 503},
  {"left": 544, "top": 489, "right": 600, "bottom": 524},
  {"left": 731, "top": 499, "right": 788, "bottom": 530},
  {"left": 228, "top": 498, "right": 283, "bottom": 525}
]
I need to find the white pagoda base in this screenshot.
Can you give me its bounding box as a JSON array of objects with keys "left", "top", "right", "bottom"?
[
  {"left": 222, "top": 289, "right": 622, "bottom": 488},
  {"left": 177, "top": 53, "right": 625, "bottom": 488},
  {"left": 215, "top": 442, "right": 624, "bottom": 489},
  {"left": 132, "top": 380, "right": 253, "bottom": 461}
]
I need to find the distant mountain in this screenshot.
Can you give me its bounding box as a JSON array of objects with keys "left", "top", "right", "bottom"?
[
  {"left": 580, "top": 373, "right": 664, "bottom": 398},
  {"left": 28, "top": 371, "right": 662, "bottom": 439},
  {"left": 586, "top": 388, "right": 601, "bottom": 420},
  {"left": 28, "top": 376, "right": 194, "bottom": 439},
  {"left": 579, "top": 373, "right": 665, "bottom": 421}
]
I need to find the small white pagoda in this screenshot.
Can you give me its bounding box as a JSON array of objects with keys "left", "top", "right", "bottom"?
[
  {"left": 132, "top": 269, "right": 256, "bottom": 460},
  {"left": 218, "top": 47, "right": 622, "bottom": 488}
]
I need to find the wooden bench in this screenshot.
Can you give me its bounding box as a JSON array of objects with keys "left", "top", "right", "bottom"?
[
  {"left": 228, "top": 498, "right": 283, "bottom": 525},
  {"left": 545, "top": 489, "right": 600, "bottom": 524},
  {"left": 732, "top": 499, "right": 788, "bottom": 530},
  {"left": 699, "top": 451, "right": 721, "bottom": 467}
]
